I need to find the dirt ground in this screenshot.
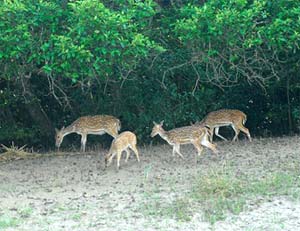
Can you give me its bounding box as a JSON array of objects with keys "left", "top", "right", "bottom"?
[{"left": 1, "top": 136, "right": 300, "bottom": 231}]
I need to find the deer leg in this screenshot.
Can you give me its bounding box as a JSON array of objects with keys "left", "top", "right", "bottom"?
[
  {"left": 173, "top": 144, "right": 184, "bottom": 159},
  {"left": 231, "top": 125, "right": 240, "bottom": 142},
  {"left": 214, "top": 127, "right": 228, "bottom": 141},
  {"left": 116, "top": 150, "right": 123, "bottom": 170},
  {"left": 125, "top": 148, "right": 131, "bottom": 162},
  {"left": 200, "top": 137, "right": 219, "bottom": 154},
  {"left": 172, "top": 145, "right": 176, "bottom": 157},
  {"left": 192, "top": 141, "right": 204, "bottom": 156},
  {"left": 105, "top": 152, "right": 115, "bottom": 168},
  {"left": 239, "top": 126, "right": 252, "bottom": 142},
  {"left": 209, "top": 127, "right": 214, "bottom": 142},
  {"left": 130, "top": 145, "right": 140, "bottom": 162},
  {"left": 81, "top": 134, "right": 87, "bottom": 152},
  {"left": 192, "top": 141, "right": 204, "bottom": 164}
]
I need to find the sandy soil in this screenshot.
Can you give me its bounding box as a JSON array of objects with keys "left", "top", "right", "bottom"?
[{"left": 0, "top": 136, "right": 300, "bottom": 230}]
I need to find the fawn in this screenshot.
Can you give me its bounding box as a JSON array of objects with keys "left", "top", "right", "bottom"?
[
  {"left": 55, "top": 115, "right": 120, "bottom": 152},
  {"left": 151, "top": 121, "right": 218, "bottom": 159},
  {"left": 105, "top": 131, "right": 140, "bottom": 170}
]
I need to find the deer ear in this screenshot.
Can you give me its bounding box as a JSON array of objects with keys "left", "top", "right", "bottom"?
[
  {"left": 153, "top": 121, "right": 157, "bottom": 125},
  {"left": 62, "top": 126, "right": 65, "bottom": 130},
  {"left": 160, "top": 120, "right": 164, "bottom": 125}
]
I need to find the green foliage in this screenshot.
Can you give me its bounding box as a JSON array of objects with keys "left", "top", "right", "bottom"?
[
  {"left": 0, "top": 0, "right": 299, "bottom": 147},
  {"left": 0, "top": 214, "right": 19, "bottom": 229},
  {"left": 47, "top": 0, "right": 164, "bottom": 81}
]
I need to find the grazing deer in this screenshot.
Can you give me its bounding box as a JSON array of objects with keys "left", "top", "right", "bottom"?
[
  {"left": 150, "top": 121, "right": 218, "bottom": 159},
  {"left": 197, "top": 109, "right": 252, "bottom": 142},
  {"left": 105, "top": 131, "right": 140, "bottom": 170},
  {"left": 55, "top": 115, "right": 120, "bottom": 152}
]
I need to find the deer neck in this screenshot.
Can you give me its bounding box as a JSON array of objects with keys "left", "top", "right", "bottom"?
[
  {"left": 61, "top": 124, "right": 76, "bottom": 137},
  {"left": 157, "top": 128, "right": 170, "bottom": 143}
]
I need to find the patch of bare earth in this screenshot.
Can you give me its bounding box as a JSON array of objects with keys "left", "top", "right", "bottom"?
[{"left": 0, "top": 136, "right": 300, "bottom": 230}]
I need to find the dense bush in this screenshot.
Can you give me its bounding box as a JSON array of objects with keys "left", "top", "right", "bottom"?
[{"left": 0, "top": 0, "right": 299, "bottom": 149}]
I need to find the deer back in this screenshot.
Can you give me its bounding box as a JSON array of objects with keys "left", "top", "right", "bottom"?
[
  {"left": 72, "top": 115, "right": 120, "bottom": 134},
  {"left": 165, "top": 126, "right": 208, "bottom": 144},
  {"left": 203, "top": 109, "right": 247, "bottom": 126},
  {"left": 110, "top": 131, "right": 136, "bottom": 152}
]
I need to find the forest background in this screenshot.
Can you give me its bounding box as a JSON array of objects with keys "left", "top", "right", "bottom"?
[{"left": 0, "top": 0, "right": 299, "bottom": 149}]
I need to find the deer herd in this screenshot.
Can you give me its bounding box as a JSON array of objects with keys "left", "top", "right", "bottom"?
[{"left": 55, "top": 109, "right": 252, "bottom": 170}]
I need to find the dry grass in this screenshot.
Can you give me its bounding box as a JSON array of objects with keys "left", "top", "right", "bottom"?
[
  {"left": 0, "top": 143, "right": 41, "bottom": 162},
  {"left": 0, "top": 143, "right": 93, "bottom": 162}
]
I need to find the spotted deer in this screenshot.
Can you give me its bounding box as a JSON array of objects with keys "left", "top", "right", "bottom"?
[
  {"left": 55, "top": 115, "right": 120, "bottom": 152},
  {"left": 150, "top": 121, "right": 218, "bottom": 159},
  {"left": 197, "top": 109, "right": 252, "bottom": 142},
  {"left": 105, "top": 131, "right": 140, "bottom": 170}
]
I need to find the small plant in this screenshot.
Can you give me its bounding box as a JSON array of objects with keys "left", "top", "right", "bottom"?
[
  {"left": 191, "top": 168, "right": 247, "bottom": 223},
  {"left": 143, "top": 164, "right": 153, "bottom": 181},
  {"left": 18, "top": 207, "right": 33, "bottom": 218},
  {"left": 169, "top": 198, "right": 192, "bottom": 221},
  {"left": 71, "top": 213, "right": 82, "bottom": 221},
  {"left": 141, "top": 196, "right": 192, "bottom": 222},
  {"left": 0, "top": 214, "right": 19, "bottom": 229}
]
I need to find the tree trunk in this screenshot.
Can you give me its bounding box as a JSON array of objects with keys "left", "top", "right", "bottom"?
[{"left": 18, "top": 74, "right": 55, "bottom": 139}]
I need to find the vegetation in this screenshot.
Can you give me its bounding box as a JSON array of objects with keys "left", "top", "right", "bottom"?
[
  {"left": 0, "top": 206, "right": 34, "bottom": 229},
  {"left": 140, "top": 168, "right": 300, "bottom": 224},
  {"left": 0, "top": 215, "right": 19, "bottom": 229},
  {"left": 0, "top": 0, "right": 299, "bottom": 148},
  {"left": 191, "top": 168, "right": 300, "bottom": 223}
]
